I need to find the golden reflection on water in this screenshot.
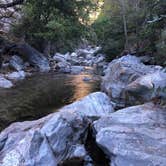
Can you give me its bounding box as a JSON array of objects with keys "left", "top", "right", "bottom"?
[
  {"left": 67, "top": 74, "right": 94, "bottom": 103},
  {"left": 0, "top": 73, "right": 100, "bottom": 130}
]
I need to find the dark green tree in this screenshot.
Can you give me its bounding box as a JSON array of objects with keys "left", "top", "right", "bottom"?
[
  {"left": 12, "top": 0, "right": 98, "bottom": 53},
  {"left": 93, "top": 0, "right": 166, "bottom": 65}
]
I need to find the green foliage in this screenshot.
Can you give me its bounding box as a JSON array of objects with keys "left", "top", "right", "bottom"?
[
  {"left": 92, "top": 16, "right": 124, "bottom": 61},
  {"left": 12, "top": 0, "right": 98, "bottom": 53},
  {"left": 11, "top": 0, "right": 166, "bottom": 65},
  {"left": 156, "top": 30, "right": 166, "bottom": 66},
  {"left": 93, "top": 0, "right": 166, "bottom": 65}
]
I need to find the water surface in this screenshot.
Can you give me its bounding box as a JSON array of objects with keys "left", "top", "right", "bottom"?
[{"left": 0, "top": 72, "right": 100, "bottom": 130}]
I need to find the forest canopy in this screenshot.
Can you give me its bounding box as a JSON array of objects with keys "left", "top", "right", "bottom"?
[
  {"left": 0, "top": 0, "right": 166, "bottom": 65},
  {"left": 93, "top": 0, "right": 166, "bottom": 64}
]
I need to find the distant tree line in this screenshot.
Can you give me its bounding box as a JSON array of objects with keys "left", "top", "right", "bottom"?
[
  {"left": 0, "top": 0, "right": 166, "bottom": 66},
  {"left": 93, "top": 0, "right": 166, "bottom": 65}
]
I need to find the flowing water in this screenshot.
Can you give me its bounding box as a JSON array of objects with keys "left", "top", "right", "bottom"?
[{"left": 0, "top": 72, "right": 100, "bottom": 130}]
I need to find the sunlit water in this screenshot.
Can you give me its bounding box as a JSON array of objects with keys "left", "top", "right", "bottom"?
[{"left": 0, "top": 72, "right": 100, "bottom": 130}]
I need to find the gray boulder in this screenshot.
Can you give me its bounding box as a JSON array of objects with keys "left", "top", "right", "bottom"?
[
  {"left": 64, "top": 52, "right": 71, "bottom": 61},
  {"left": 93, "top": 103, "right": 166, "bottom": 166},
  {"left": 71, "top": 66, "right": 85, "bottom": 74},
  {"left": 57, "top": 61, "right": 71, "bottom": 73},
  {"left": 62, "top": 92, "right": 114, "bottom": 118},
  {"left": 9, "top": 55, "right": 24, "bottom": 71},
  {"left": 53, "top": 53, "right": 66, "bottom": 63},
  {"left": 126, "top": 71, "right": 166, "bottom": 105},
  {"left": 6, "top": 70, "right": 26, "bottom": 81},
  {"left": 102, "top": 55, "right": 164, "bottom": 108},
  {"left": 10, "top": 44, "right": 50, "bottom": 72},
  {"left": 0, "top": 75, "right": 13, "bottom": 88},
  {"left": 0, "top": 92, "right": 114, "bottom": 166}
]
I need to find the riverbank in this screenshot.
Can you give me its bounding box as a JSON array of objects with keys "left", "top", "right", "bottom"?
[
  {"left": 0, "top": 55, "right": 165, "bottom": 166},
  {"left": 0, "top": 72, "right": 100, "bottom": 131},
  {"left": 0, "top": 45, "right": 103, "bottom": 130},
  {"left": 0, "top": 45, "right": 106, "bottom": 89}
]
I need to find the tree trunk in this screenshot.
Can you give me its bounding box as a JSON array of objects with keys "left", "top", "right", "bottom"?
[
  {"left": 43, "top": 41, "right": 51, "bottom": 57},
  {"left": 119, "top": 0, "right": 129, "bottom": 50}
]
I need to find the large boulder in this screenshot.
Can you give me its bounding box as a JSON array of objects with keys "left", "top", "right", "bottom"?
[
  {"left": 126, "top": 71, "right": 166, "bottom": 105},
  {"left": 93, "top": 103, "right": 166, "bottom": 166},
  {"left": 102, "top": 55, "right": 165, "bottom": 108},
  {"left": 62, "top": 92, "right": 114, "bottom": 118},
  {"left": 0, "top": 92, "right": 114, "bottom": 166},
  {"left": 10, "top": 44, "right": 50, "bottom": 72}
]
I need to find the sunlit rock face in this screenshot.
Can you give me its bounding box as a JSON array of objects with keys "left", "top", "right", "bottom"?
[
  {"left": 93, "top": 103, "right": 166, "bottom": 166},
  {"left": 0, "top": 92, "right": 114, "bottom": 166},
  {"left": 62, "top": 92, "right": 114, "bottom": 118},
  {"left": 102, "top": 55, "right": 166, "bottom": 108},
  {"left": 0, "top": 0, "right": 21, "bottom": 34}
]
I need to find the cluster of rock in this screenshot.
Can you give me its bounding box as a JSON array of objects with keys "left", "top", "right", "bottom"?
[
  {"left": 0, "top": 92, "right": 114, "bottom": 166},
  {"left": 0, "top": 43, "right": 50, "bottom": 88},
  {"left": 0, "top": 55, "right": 165, "bottom": 166},
  {"left": 50, "top": 46, "right": 106, "bottom": 74},
  {"left": 0, "top": 52, "right": 32, "bottom": 88},
  {"left": 0, "top": 70, "right": 27, "bottom": 88},
  {"left": 95, "top": 55, "right": 166, "bottom": 165},
  {"left": 0, "top": 44, "right": 105, "bottom": 88}
]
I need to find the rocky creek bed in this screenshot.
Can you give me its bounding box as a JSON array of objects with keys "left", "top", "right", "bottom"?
[{"left": 0, "top": 54, "right": 166, "bottom": 166}]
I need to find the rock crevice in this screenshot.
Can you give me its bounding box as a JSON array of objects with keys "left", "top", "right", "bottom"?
[{"left": 0, "top": 92, "right": 114, "bottom": 166}]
